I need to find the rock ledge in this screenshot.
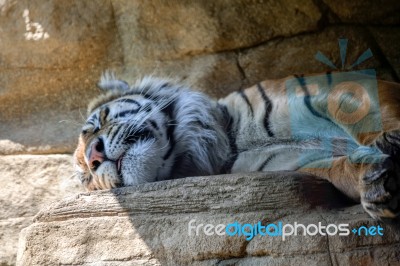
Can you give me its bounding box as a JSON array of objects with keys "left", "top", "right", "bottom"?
[{"left": 17, "top": 173, "right": 400, "bottom": 265}]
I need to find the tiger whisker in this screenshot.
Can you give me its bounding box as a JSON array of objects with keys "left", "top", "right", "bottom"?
[
  {"left": 78, "top": 108, "right": 86, "bottom": 123},
  {"left": 59, "top": 120, "right": 84, "bottom": 127}
]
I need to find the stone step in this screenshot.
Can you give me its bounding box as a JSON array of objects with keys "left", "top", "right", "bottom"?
[{"left": 16, "top": 173, "right": 400, "bottom": 265}]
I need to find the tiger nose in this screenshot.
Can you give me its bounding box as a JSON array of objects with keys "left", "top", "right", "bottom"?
[{"left": 88, "top": 139, "right": 105, "bottom": 170}]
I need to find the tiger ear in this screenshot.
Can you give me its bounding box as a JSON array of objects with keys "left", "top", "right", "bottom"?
[{"left": 97, "top": 71, "right": 130, "bottom": 91}]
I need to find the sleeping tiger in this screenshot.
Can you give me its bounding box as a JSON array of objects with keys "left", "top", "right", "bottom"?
[{"left": 74, "top": 72, "right": 400, "bottom": 221}]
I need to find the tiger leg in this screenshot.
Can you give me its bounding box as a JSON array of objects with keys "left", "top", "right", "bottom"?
[
  {"left": 320, "top": 79, "right": 400, "bottom": 219},
  {"left": 360, "top": 83, "right": 400, "bottom": 220},
  {"left": 300, "top": 146, "right": 400, "bottom": 220}
]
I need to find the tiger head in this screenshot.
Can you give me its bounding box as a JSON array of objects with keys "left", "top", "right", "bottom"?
[{"left": 74, "top": 73, "right": 230, "bottom": 191}]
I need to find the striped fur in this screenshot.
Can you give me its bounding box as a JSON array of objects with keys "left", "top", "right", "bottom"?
[{"left": 74, "top": 73, "right": 400, "bottom": 220}]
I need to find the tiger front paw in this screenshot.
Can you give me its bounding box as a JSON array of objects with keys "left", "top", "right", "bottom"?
[{"left": 361, "top": 158, "right": 400, "bottom": 221}]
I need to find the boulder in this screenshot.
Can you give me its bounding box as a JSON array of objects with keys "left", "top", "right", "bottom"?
[{"left": 17, "top": 173, "right": 400, "bottom": 265}]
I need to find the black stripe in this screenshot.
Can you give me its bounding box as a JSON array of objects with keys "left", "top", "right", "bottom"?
[
  {"left": 256, "top": 83, "right": 274, "bottom": 137},
  {"left": 87, "top": 115, "right": 96, "bottom": 125},
  {"left": 238, "top": 89, "right": 254, "bottom": 115},
  {"left": 142, "top": 103, "right": 152, "bottom": 113},
  {"left": 326, "top": 71, "right": 332, "bottom": 87},
  {"left": 257, "top": 154, "right": 277, "bottom": 171},
  {"left": 140, "top": 92, "right": 155, "bottom": 100},
  {"left": 149, "top": 120, "right": 159, "bottom": 131},
  {"left": 86, "top": 122, "right": 94, "bottom": 128},
  {"left": 115, "top": 109, "right": 140, "bottom": 118},
  {"left": 109, "top": 124, "right": 123, "bottom": 145},
  {"left": 160, "top": 83, "right": 170, "bottom": 89},
  {"left": 161, "top": 100, "right": 176, "bottom": 161},
  {"left": 115, "top": 131, "right": 126, "bottom": 146},
  {"left": 123, "top": 128, "right": 154, "bottom": 145},
  {"left": 100, "top": 107, "right": 110, "bottom": 124},
  {"left": 163, "top": 122, "right": 175, "bottom": 160},
  {"left": 114, "top": 98, "right": 141, "bottom": 107},
  {"left": 293, "top": 74, "right": 330, "bottom": 122}
]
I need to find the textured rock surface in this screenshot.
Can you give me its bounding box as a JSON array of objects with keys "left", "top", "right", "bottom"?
[
  {"left": 322, "top": 0, "right": 400, "bottom": 24},
  {"left": 0, "top": 155, "right": 82, "bottom": 265},
  {"left": 0, "top": 0, "right": 122, "bottom": 155},
  {"left": 0, "top": 0, "right": 399, "bottom": 265},
  {"left": 17, "top": 173, "right": 400, "bottom": 265},
  {"left": 112, "top": 0, "right": 322, "bottom": 61},
  {"left": 238, "top": 26, "right": 398, "bottom": 86},
  {"left": 369, "top": 27, "right": 400, "bottom": 79}
]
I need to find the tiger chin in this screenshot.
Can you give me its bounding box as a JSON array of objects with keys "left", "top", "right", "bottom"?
[{"left": 74, "top": 72, "right": 400, "bottom": 221}]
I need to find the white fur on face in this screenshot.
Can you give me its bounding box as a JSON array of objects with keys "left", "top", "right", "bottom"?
[
  {"left": 80, "top": 95, "right": 175, "bottom": 189},
  {"left": 119, "top": 138, "right": 173, "bottom": 185},
  {"left": 75, "top": 75, "right": 231, "bottom": 190}
]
